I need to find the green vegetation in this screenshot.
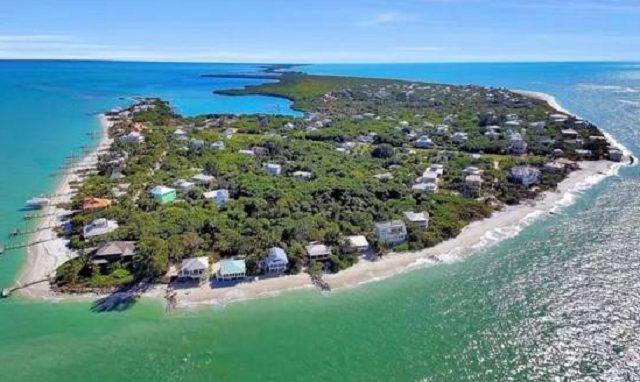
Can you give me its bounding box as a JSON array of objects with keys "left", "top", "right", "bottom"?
[{"left": 55, "top": 73, "right": 611, "bottom": 289}]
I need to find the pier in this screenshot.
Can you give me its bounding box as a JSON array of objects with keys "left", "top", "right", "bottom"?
[{"left": 1, "top": 277, "right": 51, "bottom": 298}]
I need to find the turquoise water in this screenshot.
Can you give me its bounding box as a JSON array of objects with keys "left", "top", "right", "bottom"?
[{"left": 0, "top": 61, "right": 639, "bottom": 381}]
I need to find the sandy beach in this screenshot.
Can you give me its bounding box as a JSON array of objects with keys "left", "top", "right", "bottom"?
[
  {"left": 14, "top": 92, "right": 629, "bottom": 309},
  {"left": 16, "top": 115, "right": 114, "bottom": 299}
]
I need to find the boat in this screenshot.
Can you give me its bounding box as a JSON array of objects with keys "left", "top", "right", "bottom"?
[{"left": 25, "top": 197, "right": 50, "bottom": 209}]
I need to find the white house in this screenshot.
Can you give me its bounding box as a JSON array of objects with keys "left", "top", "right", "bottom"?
[
  {"left": 543, "top": 161, "right": 564, "bottom": 172},
  {"left": 412, "top": 182, "right": 438, "bottom": 193},
  {"left": 403, "top": 211, "right": 429, "bottom": 230},
  {"left": 375, "top": 220, "right": 407, "bottom": 245},
  {"left": 452, "top": 132, "right": 468, "bottom": 143},
  {"left": 508, "top": 132, "right": 528, "bottom": 155},
  {"left": 510, "top": 166, "right": 540, "bottom": 186},
  {"left": 173, "top": 179, "right": 195, "bottom": 192},
  {"left": 203, "top": 189, "right": 230, "bottom": 205},
  {"left": 179, "top": 256, "right": 210, "bottom": 284},
  {"left": 306, "top": 242, "right": 331, "bottom": 261},
  {"left": 210, "top": 141, "right": 225, "bottom": 150},
  {"left": 83, "top": 218, "right": 119, "bottom": 238},
  {"left": 119, "top": 132, "right": 144, "bottom": 144},
  {"left": 550, "top": 113, "right": 569, "bottom": 123},
  {"left": 346, "top": 235, "right": 369, "bottom": 252},
  {"left": 292, "top": 170, "right": 312, "bottom": 178},
  {"left": 192, "top": 173, "right": 215, "bottom": 185},
  {"left": 263, "top": 163, "right": 282, "bottom": 176}
]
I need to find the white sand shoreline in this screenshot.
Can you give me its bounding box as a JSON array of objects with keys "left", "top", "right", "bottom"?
[
  {"left": 15, "top": 115, "right": 114, "bottom": 299},
  {"left": 13, "top": 91, "right": 630, "bottom": 310}
]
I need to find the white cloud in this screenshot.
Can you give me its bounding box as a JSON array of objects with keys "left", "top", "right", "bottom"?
[
  {"left": 357, "top": 12, "right": 417, "bottom": 27},
  {"left": 0, "top": 34, "right": 73, "bottom": 43}
]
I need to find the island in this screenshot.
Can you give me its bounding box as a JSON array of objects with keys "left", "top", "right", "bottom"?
[{"left": 13, "top": 71, "right": 625, "bottom": 306}]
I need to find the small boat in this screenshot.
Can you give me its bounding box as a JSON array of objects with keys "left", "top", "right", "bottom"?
[{"left": 25, "top": 197, "right": 50, "bottom": 209}]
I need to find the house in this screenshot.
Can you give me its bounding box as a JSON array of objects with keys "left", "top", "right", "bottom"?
[
  {"left": 510, "top": 166, "right": 540, "bottom": 186},
  {"left": 292, "top": 170, "right": 313, "bottom": 178},
  {"left": 150, "top": 185, "right": 177, "bottom": 204},
  {"left": 346, "top": 235, "right": 369, "bottom": 252},
  {"left": 412, "top": 182, "right": 438, "bottom": 193},
  {"left": 91, "top": 241, "right": 135, "bottom": 264},
  {"left": 179, "top": 256, "right": 210, "bottom": 283},
  {"left": 306, "top": 242, "right": 331, "bottom": 261},
  {"left": 238, "top": 149, "right": 255, "bottom": 156},
  {"left": 403, "top": 211, "right": 429, "bottom": 230},
  {"left": 263, "top": 163, "right": 282, "bottom": 176},
  {"left": 609, "top": 149, "right": 623, "bottom": 162},
  {"left": 415, "top": 135, "right": 434, "bottom": 148},
  {"left": 210, "top": 141, "right": 225, "bottom": 150},
  {"left": 508, "top": 132, "right": 528, "bottom": 155},
  {"left": 189, "top": 139, "right": 205, "bottom": 152},
  {"left": 549, "top": 113, "right": 569, "bottom": 123},
  {"left": 465, "top": 175, "right": 484, "bottom": 197},
  {"left": 575, "top": 149, "right": 593, "bottom": 158},
  {"left": 218, "top": 260, "right": 246, "bottom": 281},
  {"left": 173, "top": 128, "right": 187, "bottom": 138},
  {"left": 543, "top": 161, "right": 564, "bottom": 172},
  {"left": 119, "top": 132, "right": 144, "bottom": 144},
  {"left": 83, "top": 218, "right": 119, "bottom": 238},
  {"left": 435, "top": 124, "right": 449, "bottom": 136},
  {"left": 251, "top": 146, "right": 269, "bottom": 155},
  {"left": 375, "top": 220, "right": 407, "bottom": 245},
  {"left": 464, "top": 166, "right": 482, "bottom": 176},
  {"left": 82, "top": 197, "right": 112, "bottom": 212},
  {"left": 174, "top": 179, "right": 195, "bottom": 192},
  {"left": 485, "top": 130, "right": 500, "bottom": 140},
  {"left": 192, "top": 173, "right": 215, "bottom": 185},
  {"left": 374, "top": 172, "right": 394, "bottom": 181},
  {"left": 561, "top": 128, "right": 579, "bottom": 139},
  {"left": 419, "top": 171, "right": 439, "bottom": 183},
  {"left": 264, "top": 247, "right": 289, "bottom": 275},
  {"left": 452, "top": 132, "right": 468, "bottom": 143},
  {"left": 203, "top": 189, "right": 230, "bottom": 205},
  {"left": 427, "top": 164, "right": 444, "bottom": 177}
]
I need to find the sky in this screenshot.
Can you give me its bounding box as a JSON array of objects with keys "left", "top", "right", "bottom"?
[{"left": 1, "top": 0, "right": 639, "bottom": 63}]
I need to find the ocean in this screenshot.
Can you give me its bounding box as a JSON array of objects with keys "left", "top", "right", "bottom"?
[{"left": 0, "top": 61, "right": 639, "bottom": 381}]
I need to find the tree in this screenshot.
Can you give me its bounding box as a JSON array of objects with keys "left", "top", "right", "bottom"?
[
  {"left": 371, "top": 143, "right": 394, "bottom": 159},
  {"left": 132, "top": 236, "right": 169, "bottom": 280}
]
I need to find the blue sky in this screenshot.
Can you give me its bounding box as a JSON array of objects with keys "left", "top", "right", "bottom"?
[{"left": 1, "top": 0, "right": 639, "bottom": 63}]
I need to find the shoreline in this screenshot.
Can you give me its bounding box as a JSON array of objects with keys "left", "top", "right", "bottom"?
[
  {"left": 15, "top": 115, "right": 114, "bottom": 299},
  {"left": 14, "top": 90, "right": 628, "bottom": 310}
]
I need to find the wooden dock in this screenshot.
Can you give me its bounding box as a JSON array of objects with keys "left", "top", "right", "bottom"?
[{"left": 1, "top": 277, "right": 51, "bottom": 298}]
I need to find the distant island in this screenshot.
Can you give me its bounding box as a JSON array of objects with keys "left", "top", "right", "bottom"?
[{"left": 14, "top": 68, "right": 625, "bottom": 305}]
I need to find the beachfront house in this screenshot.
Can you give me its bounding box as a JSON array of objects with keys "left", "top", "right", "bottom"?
[
  {"left": 306, "top": 242, "right": 331, "bottom": 262},
  {"left": 543, "top": 161, "right": 565, "bottom": 172},
  {"left": 346, "top": 235, "right": 369, "bottom": 253},
  {"left": 465, "top": 175, "right": 484, "bottom": 197},
  {"left": 83, "top": 218, "right": 119, "bottom": 238},
  {"left": 263, "top": 163, "right": 282, "bottom": 176},
  {"left": 218, "top": 259, "right": 246, "bottom": 281},
  {"left": 510, "top": 166, "right": 540, "bottom": 187},
  {"left": 150, "top": 185, "right": 177, "bottom": 204},
  {"left": 203, "top": 189, "right": 230, "bottom": 205},
  {"left": 403, "top": 211, "right": 429, "bottom": 230},
  {"left": 91, "top": 241, "right": 135, "bottom": 265},
  {"left": 415, "top": 135, "right": 434, "bottom": 148},
  {"left": 550, "top": 113, "right": 569, "bottom": 123},
  {"left": 264, "top": 247, "right": 289, "bottom": 275},
  {"left": 82, "top": 197, "right": 112, "bottom": 212},
  {"left": 179, "top": 256, "right": 210, "bottom": 284},
  {"left": 609, "top": 149, "right": 623, "bottom": 162},
  {"left": 375, "top": 220, "right": 407, "bottom": 245}
]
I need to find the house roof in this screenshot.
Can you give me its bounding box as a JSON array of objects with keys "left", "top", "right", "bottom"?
[
  {"left": 219, "top": 259, "right": 246, "bottom": 275},
  {"left": 403, "top": 211, "right": 429, "bottom": 223},
  {"left": 181, "top": 256, "right": 210, "bottom": 272},
  {"left": 150, "top": 185, "right": 175, "bottom": 196},
  {"left": 94, "top": 241, "right": 135, "bottom": 258},
  {"left": 82, "top": 197, "right": 112, "bottom": 211},
  {"left": 347, "top": 235, "right": 369, "bottom": 248},
  {"left": 266, "top": 247, "right": 289, "bottom": 266},
  {"left": 375, "top": 220, "right": 406, "bottom": 231},
  {"left": 306, "top": 242, "right": 331, "bottom": 257}
]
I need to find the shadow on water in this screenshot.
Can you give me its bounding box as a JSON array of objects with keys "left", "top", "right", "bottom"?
[{"left": 90, "top": 283, "right": 152, "bottom": 313}]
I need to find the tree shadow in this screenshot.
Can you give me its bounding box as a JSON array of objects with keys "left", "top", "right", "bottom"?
[{"left": 90, "top": 283, "right": 152, "bottom": 313}]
